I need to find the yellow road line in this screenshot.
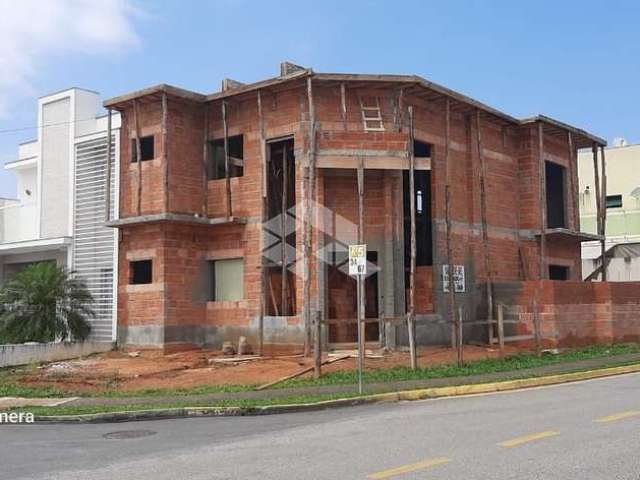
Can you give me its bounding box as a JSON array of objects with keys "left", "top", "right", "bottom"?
[
  {"left": 367, "top": 457, "right": 451, "bottom": 479},
  {"left": 595, "top": 410, "right": 640, "bottom": 423},
  {"left": 498, "top": 430, "right": 560, "bottom": 448}
]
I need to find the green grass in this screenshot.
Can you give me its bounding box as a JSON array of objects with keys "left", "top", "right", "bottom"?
[
  {"left": 1, "top": 343, "right": 639, "bottom": 400},
  {"left": 0, "top": 372, "right": 68, "bottom": 398},
  {"left": 99, "top": 383, "right": 255, "bottom": 398},
  {"left": 275, "top": 343, "right": 640, "bottom": 389},
  {"left": 13, "top": 392, "right": 365, "bottom": 417}
]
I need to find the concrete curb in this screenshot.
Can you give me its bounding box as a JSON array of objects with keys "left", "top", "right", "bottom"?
[{"left": 32, "top": 363, "right": 640, "bottom": 424}]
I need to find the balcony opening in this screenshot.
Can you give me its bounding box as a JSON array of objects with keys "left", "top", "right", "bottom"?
[
  {"left": 545, "top": 161, "right": 566, "bottom": 228},
  {"left": 403, "top": 140, "right": 432, "bottom": 268},
  {"left": 264, "top": 137, "right": 296, "bottom": 316},
  {"left": 208, "top": 135, "right": 244, "bottom": 180}
]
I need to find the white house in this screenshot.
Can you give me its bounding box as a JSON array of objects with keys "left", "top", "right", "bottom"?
[{"left": 0, "top": 88, "right": 120, "bottom": 342}]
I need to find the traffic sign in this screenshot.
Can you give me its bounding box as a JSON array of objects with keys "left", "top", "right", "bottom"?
[{"left": 348, "top": 244, "right": 367, "bottom": 276}]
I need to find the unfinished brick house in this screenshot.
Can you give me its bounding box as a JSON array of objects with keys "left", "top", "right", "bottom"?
[{"left": 104, "top": 62, "right": 638, "bottom": 353}]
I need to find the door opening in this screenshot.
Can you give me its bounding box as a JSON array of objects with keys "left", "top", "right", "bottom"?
[{"left": 264, "top": 138, "right": 296, "bottom": 316}]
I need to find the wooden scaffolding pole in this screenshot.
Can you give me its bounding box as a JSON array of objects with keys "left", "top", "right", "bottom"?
[
  {"left": 357, "top": 156, "right": 366, "bottom": 376},
  {"left": 281, "top": 143, "right": 289, "bottom": 317},
  {"left": 444, "top": 100, "right": 457, "bottom": 357},
  {"left": 202, "top": 104, "right": 209, "bottom": 216},
  {"left": 397, "top": 88, "right": 404, "bottom": 133},
  {"left": 304, "top": 77, "right": 320, "bottom": 372},
  {"left": 567, "top": 132, "right": 577, "bottom": 232},
  {"left": 133, "top": 99, "right": 142, "bottom": 216},
  {"left": 162, "top": 93, "right": 169, "bottom": 212},
  {"left": 340, "top": 83, "right": 347, "bottom": 131},
  {"left": 600, "top": 145, "right": 607, "bottom": 281},
  {"left": 222, "top": 100, "right": 232, "bottom": 218},
  {"left": 105, "top": 109, "right": 112, "bottom": 222},
  {"left": 257, "top": 90, "right": 266, "bottom": 355},
  {"left": 592, "top": 143, "right": 602, "bottom": 279},
  {"left": 538, "top": 122, "right": 547, "bottom": 279},
  {"left": 407, "top": 106, "right": 417, "bottom": 370},
  {"left": 476, "top": 110, "right": 493, "bottom": 346}
]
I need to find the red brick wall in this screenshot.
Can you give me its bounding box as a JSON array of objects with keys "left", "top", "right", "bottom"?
[
  {"left": 119, "top": 101, "right": 166, "bottom": 217},
  {"left": 114, "top": 81, "right": 587, "bottom": 349},
  {"left": 167, "top": 100, "right": 205, "bottom": 215},
  {"left": 498, "top": 280, "right": 640, "bottom": 348},
  {"left": 117, "top": 224, "right": 167, "bottom": 345}
]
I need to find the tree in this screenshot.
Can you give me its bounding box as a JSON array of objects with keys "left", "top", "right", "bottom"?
[{"left": 0, "top": 262, "right": 93, "bottom": 343}]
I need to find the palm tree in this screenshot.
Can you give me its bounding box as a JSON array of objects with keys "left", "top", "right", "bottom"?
[{"left": 0, "top": 262, "right": 93, "bottom": 343}]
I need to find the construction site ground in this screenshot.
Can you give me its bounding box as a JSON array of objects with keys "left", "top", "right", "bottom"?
[
  {"left": 6, "top": 345, "right": 521, "bottom": 397},
  {"left": 6, "top": 350, "right": 640, "bottom": 411}
]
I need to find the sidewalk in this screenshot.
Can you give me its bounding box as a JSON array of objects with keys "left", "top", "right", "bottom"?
[{"left": 65, "top": 352, "right": 640, "bottom": 408}]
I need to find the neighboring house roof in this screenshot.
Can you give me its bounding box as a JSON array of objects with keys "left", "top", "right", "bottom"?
[{"left": 104, "top": 66, "right": 606, "bottom": 148}]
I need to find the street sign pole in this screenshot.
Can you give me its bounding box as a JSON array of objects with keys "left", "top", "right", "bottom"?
[
  {"left": 349, "top": 244, "right": 366, "bottom": 395},
  {"left": 356, "top": 274, "right": 363, "bottom": 394}
]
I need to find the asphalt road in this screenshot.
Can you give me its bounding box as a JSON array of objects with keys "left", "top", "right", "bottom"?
[{"left": 1, "top": 372, "right": 639, "bottom": 480}]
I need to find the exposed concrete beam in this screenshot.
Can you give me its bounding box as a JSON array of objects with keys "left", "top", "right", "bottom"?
[{"left": 106, "top": 213, "right": 246, "bottom": 228}]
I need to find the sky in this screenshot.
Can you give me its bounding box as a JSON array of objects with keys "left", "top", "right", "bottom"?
[{"left": 0, "top": 0, "right": 638, "bottom": 197}]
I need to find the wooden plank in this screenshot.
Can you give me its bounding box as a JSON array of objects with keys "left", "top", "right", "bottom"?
[
  {"left": 268, "top": 273, "right": 279, "bottom": 316},
  {"left": 592, "top": 143, "right": 602, "bottom": 279},
  {"left": 444, "top": 100, "right": 457, "bottom": 353},
  {"left": 477, "top": 110, "right": 494, "bottom": 340},
  {"left": 133, "top": 99, "right": 142, "bottom": 216},
  {"left": 312, "top": 156, "right": 431, "bottom": 170},
  {"left": 281, "top": 143, "right": 288, "bottom": 316},
  {"left": 257, "top": 90, "right": 266, "bottom": 355},
  {"left": 497, "top": 303, "right": 505, "bottom": 354},
  {"left": 104, "top": 109, "right": 112, "bottom": 222},
  {"left": 398, "top": 88, "right": 404, "bottom": 132},
  {"left": 407, "top": 106, "right": 417, "bottom": 370},
  {"left": 222, "top": 100, "right": 232, "bottom": 218},
  {"left": 357, "top": 156, "right": 366, "bottom": 376},
  {"left": 567, "top": 132, "right": 577, "bottom": 232},
  {"left": 202, "top": 103, "right": 209, "bottom": 216},
  {"left": 518, "top": 246, "right": 529, "bottom": 280},
  {"left": 255, "top": 355, "right": 350, "bottom": 391},
  {"left": 533, "top": 296, "right": 542, "bottom": 356},
  {"left": 210, "top": 356, "right": 261, "bottom": 364},
  {"left": 304, "top": 77, "right": 321, "bottom": 374},
  {"left": 600, "top": 145, "right": 607, "bottom": 281},
  {"left": 457, "top": 307, "right": 463, "bottom": 364},
  {"left": 538, "top": 122, "right": 547, "bottom": 279},
  {"left": 340, "top": 83, "right": 347, "bottom": 131},
  {"left": 162, "top": 93, "right": 169, "bottom": 212}
]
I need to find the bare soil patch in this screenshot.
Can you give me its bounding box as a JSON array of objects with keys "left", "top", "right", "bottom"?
[{"left": 11, "top": 345, "right": 519, "bottom": 395}]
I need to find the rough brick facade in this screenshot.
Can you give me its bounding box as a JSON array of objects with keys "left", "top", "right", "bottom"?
[
  {"left": 494, "top": 280, "right": 640, "bottom": 347},
  {"left": 105, "top": 67, "right": 617, "bottom": 353}
]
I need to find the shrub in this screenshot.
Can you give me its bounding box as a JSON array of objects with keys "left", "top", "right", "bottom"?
[{"left": 0, "top": 263, "right": 93, "bottom": 343}]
